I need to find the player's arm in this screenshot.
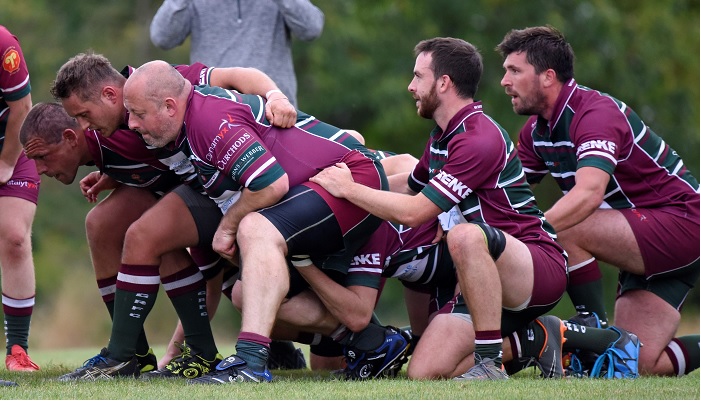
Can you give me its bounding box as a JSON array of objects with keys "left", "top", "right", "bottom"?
[
  {"left": 295, "top": 265, "right": 378, "bottom": 332},
  {"left": 0, "top": 93, "right": 32, "bottom": 184},
  {"left": 387, "top": 171, "right": 418, "bottom": 194},
  {"left": 311, "top": 162, "right": 441, "bottom": 227},
  {"left": 213, "top": 174, "right": 289, "bottom": 259},
  {"left": 403, "top": 286, "right": 431, "bottom": 336},
  {"left": 544, "top": 166, "right": 609, "bottom": 232},
  {"left": 208, "top": 67, "right": 296, "bottom": 128},
  {"left": 381, "top": 154, "right": 418, "bottom": 177}
]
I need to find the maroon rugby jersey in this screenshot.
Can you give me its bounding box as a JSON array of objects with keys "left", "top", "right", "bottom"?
[
  {"left": 347, "top": 218, "right": 457, "bottom": 291},
  {"left": 0, "top": 25, "right": 31, "bottom": 146},
  {"left": 84, "top": 128, "right": 180, "bottom": 196},
  {"left": 181, "top": 85, "right": 382, "bottom": 220},
  {"left": 518, "top": 79, "right": 699, "bottom": 210}
]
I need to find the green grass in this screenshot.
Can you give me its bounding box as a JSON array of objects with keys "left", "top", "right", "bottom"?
[{"left": 2, "top": 346, "right": 698, "bottom": 399}]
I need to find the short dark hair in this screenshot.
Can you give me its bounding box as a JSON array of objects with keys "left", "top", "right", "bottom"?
[
  {"left": 414, "top": 37, "right": 483, "bottom": 99},
  {"left": 50, "top": 52, "right": 125, "bottom": 101},
  {"left": 19, "top": 102, "right": 79, "bottom": 146},
  {"left": 496, "top": 25, "right": 574, "bottom": 83}
]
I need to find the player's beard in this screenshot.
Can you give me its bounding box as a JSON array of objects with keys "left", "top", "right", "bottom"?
[
  {"left": 513, "top": 78, "right": 548, "bottom": 117},
  {"left": 143, "top": 120, "right": 179, "bottom": 148},
  {"left": 417, "top": 85, "right": 440, "bottom": 120}
]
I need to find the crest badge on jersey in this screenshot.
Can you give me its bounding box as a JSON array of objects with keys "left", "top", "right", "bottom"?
[{"left": 2, "top": 48, "right": 21, "bottom": 74}]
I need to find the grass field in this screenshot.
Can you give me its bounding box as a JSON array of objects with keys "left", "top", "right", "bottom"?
[{"left": 0, "top": 345, "right": 698, "bottom": 399}]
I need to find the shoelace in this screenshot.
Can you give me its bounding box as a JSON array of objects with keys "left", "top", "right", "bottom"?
[
  {"left": 459, "top": 355, "right": 507, "bottom": 380},
  {"left": 82, "top": 353, "right": 108, "bottom": 368},
  {"left": 9, "top": 352, "right": 40, "bottom": 369},
  {"left": 166, "top": 343, "right": 193, "bottom": 369}
]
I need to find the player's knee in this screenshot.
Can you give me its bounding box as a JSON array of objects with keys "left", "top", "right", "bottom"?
[
  {"left": 85, "top": 204, "right": 112, "bottom": 238},
  {"left": 446, "top": 223, "right": 479, "bottom": 243},
  {"left": 0, "top": 233, "right": 32, "bottom": 266},
  {"left": 638, "top": 347, "right": 669, "bottom": 376},
  {"left": 238, "top": 212, "right": 278, "bottom": 246},
  {"left": 406, "top": 357, "right": 446, "bottom": 380},
  {"left": 230, "top": 281, "right": 243, "bottom": 311},
  {"left": 123, "top": 218, "right": 155, "bottom": 249},
  {"left": 0, "top": 228, "right": 31, "bottom": 259},
  {"left": 446, "top": 223, "right": 485, "bottom": 254}
]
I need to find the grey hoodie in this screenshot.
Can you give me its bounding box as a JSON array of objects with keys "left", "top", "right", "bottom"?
[{"left": 150, "top": 0, "right": 324, "bottom": 106}]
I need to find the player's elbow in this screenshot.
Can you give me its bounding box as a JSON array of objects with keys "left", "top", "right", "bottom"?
[
  {"left": 584, "top": 190, "right": 606, "bottom": 213},
  {"left": 270, "top": 176, "right": 290, "bottom": 200},
  {"left": 343, "top": 310, "right": 373, "bottom": 333},
  {"left": 402, "top": 213, "right": 429, "bottom": 229}
]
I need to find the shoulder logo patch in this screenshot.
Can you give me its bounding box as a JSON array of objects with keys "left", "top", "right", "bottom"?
[{"left": 3, "top": 48, "right": 20, "bottom": 74}]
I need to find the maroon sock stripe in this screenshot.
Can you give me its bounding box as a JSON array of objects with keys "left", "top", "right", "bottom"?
[
  {"left": 162, "top": 264, "right": 204, "bottom": 298},
  {"left": 116, "top": 264, "right": 160, "bottom": 293},
  {"left": 663, "top": 338, "right": 688, "bottom": 377},
  {"left": 475, "top": 330, "right": 503, "bottom": 343},
  {"left": 238, "top": 331, "right": 272, "bottom": 347},
  {"left": 1, "top": 294, "right": 35, "bottom": 316},
  {"left": 97, "top": 276, "right": 117, "bottom": 303},
  {"left": 567, "top": 258, "right": 602, "bottom": 283}
]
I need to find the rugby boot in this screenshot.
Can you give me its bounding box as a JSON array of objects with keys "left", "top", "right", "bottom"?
[
  {"left": 454, "top": 355, "right": 509, "bottom": 381},
  {"left": 135, "top": 348, "right": 157, "bottom": 374},
  {"left": 140, "top": 343, "right": 222, "bottom": 380},
  {"left": 58, "top": 348, "right": 138, "bottom": 381},
  {"left": 267, "top": 341, "right": 307, "bottom": 370},
  {"left": 188, "top": 355, "right": 272, "bottom": 384},
  {"left": 590, "top": 326, "right": 641, "bottom": 379},
  {"left": 342, "top": 326, "right": 410, "bottom": 380},
  {"left": 5, "top": 345, "right": 39, "bottom": 372},
  {"left": 533, "top": 315, "right": 567, "bottom": 378}
]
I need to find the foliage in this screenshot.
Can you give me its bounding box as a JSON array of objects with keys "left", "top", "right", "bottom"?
[
  {"left": 0, "top": 0, "right": 697, "bottom": 348},
  {"left": 295, "top": 0, "right": 699, "bottom": 172}
]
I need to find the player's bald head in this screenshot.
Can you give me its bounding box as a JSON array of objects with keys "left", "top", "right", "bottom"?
[{"left": 125, "top": 60, "right": 187, "bottom": 106}]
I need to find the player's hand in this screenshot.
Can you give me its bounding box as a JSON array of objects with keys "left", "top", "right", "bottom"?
[
  {"left": 80, "top": 171, "right": 118, "bottom": 202},
  {"left": 432, "top": 224, "right": 445, "bottom": 244},
  {"left": 213, "top": 226, "right": 238, "bottom": 261},
  {"left": 265, "top": 93, "right": 296, "bottom": 128},
  {"left": 310, "top": 162, "right": 354, "bottom": 198},
  {"left": 0, "top": 161, "right": 15, "bottom": 185}
]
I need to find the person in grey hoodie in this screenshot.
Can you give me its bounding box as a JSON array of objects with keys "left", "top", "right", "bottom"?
[{"left": 150, "top": 0, "right": 324, "bottom": 107}]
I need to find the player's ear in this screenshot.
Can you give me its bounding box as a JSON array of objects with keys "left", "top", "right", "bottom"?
[
  {"left": 164, "top": 97, "right": 178, "bottom": 116},
  {"left": 62, "top": 128, "right": 79, "bottom": 145},
  {"left": 102, "top": 86, "right": 119, "bottom": 104},
  {"left": 437, "top": 74, "right": 451, "bottom": 93},
  {"left": 541, "top": 68, "right": 558, "bottom": 88}
]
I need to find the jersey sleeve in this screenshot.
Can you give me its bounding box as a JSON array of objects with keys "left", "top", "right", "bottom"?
[
  {"left": 174, "top": 62, "right": 210, "bottom": 85},
  {"left": 0, "top": 30, "right": 30, "bottom": 101},
  {"left": 571, "top": 99, "right": 625, "bottom": 175},
  {"left": 408, "top": 140, "right": 431, "bottom": 193}
]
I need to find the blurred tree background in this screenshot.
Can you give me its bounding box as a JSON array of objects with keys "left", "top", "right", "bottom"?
[{"left": 1, "top": 0, "right": 698, "bottom": 350}]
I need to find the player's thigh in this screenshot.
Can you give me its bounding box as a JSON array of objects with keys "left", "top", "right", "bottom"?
[
  {"left": 254, "top": 185, "right": 343, "bottom": 256},
  {"left": 614, "top": 289, "right": 680, "bottom": 372},
  {"left": 86, "top": 185, "right": 157, "bottom": 237},
  {"left": 557, "top": 209, "right": 644, "bottom": 273},
  {"left": 408, "top": 313, "right": 474, "bottom": 379},
  {"left": 494, "top": 233, "right": 535, "bottom": 309},
  {"left": 125, "top": 189, "right": 201, "bottom": 254}
]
